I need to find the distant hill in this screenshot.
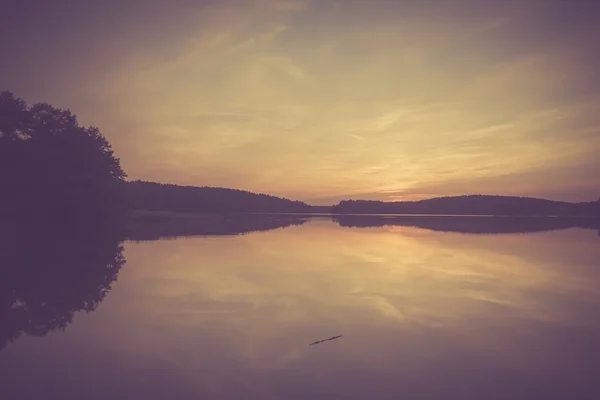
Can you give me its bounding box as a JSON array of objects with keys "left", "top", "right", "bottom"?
[
  {"left": 126, "top": 182, "right": 598, "bottom": 217},
  {"left": 126, "top": 180, "right": 311, "bottom": 214},
  {"left": 332, "top": 195, "right": 600, "bottom": 217}
]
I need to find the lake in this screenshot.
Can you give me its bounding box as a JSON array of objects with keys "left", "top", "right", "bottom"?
[{"left": 1, "top": 216, "right": 600, "bottom": 399}]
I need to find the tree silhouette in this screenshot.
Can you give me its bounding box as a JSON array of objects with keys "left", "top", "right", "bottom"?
[
  {"left": 0, "top": 90, "right": 126, "bottom": 221},
  {"left": 126, "top": 180, "right": 310, "bottom": 214},
  {"left": 0, "top": 221, "right": 126, "bottom": 350},
  {"left": 333, "top": 195, "right": 600, "bottom": 217}
]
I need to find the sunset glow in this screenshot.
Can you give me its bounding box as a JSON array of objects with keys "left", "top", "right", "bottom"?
[{"left": 2, "top": 0, "right": 599, "bottom": 203}]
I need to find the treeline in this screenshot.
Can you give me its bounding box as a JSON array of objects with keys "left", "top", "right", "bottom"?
[
  {"left": 0, "top": 91, "right": 126, "bottom": 221},
  {"left": 3, "top": 91, "right": 598, "bottom": 220},
  {"left": 126, "top": 180, "right": 311, "bottom": 214},
  {"left": 332, "top": 195, "right": 600, "bottom": 217}
]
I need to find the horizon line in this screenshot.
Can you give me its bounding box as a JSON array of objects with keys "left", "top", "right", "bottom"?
[{"left": 126, "top": 179, "right": 599, "bottom": 206}]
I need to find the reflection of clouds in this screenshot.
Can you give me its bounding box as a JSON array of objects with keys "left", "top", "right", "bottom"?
[
  {"left": 112, "top": 221, "right": 600, "bottom": 377},
  {"left": 7, "top": 221, "right": 597, "bottom": 398},
  {"left": 361, "top": 295, "right": 406, "bottom": 320}
]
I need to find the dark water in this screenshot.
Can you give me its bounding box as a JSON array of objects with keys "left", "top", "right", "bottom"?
[{"left": 1, "top": 216, "right": 600, "bottom": 399}]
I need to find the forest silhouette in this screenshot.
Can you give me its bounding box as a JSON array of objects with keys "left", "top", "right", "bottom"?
[
  {"left": 0, "top": 91, "right": 126, "bottom": 221},
  {"left": 2, "top": 90, "right": 599, "bottom": 219},
  {"left": 332, "top": 195, "right": 600, "bottom": 217},
  {"left": 1, "top": 91, "right": 599, "bottom": 349},
  {"left": 127, "top": 180, "right": 310, "bottom": 214},
  {"left": 0, "top": 91, "right": 129, "bottom": 349}
]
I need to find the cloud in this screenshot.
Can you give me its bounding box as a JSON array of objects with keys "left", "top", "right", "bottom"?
[
  {"left": 373, "top": 161, "right": 600, "bottom": 203},
  {"left": 2, "top": 0, "right": 599, "bottom": 202}
]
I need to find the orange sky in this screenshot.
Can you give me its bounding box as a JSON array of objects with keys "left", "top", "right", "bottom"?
[{"left": 2, "top": 0, "right": 599, "bottom": 204}]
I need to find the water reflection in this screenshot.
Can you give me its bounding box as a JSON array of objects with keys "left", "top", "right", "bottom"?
[
  {"left": 126, "top": 212, "right": 308, "bottom": 241},
  {"left": 0, "top": 221, "right": 125, "bottom": 350},
  {"left": 333, "top": 214, "right": 600, "bottom": 235},
  {"left": 0, "top": 214, "right": 309, "bottom": 350},
  {"left": 1, "top": 217, "right": 599, "bottom": 399}
]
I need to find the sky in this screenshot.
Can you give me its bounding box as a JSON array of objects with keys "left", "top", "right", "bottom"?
[{"left": 1, "top": 0, "right": 599, "bottom": 204}]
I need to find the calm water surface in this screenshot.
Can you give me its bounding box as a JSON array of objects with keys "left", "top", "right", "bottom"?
[{"left": 1, "top": 217, "right": 600, "bottom": 399}]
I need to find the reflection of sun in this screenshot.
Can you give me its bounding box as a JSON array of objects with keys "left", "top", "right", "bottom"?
[{"left": 386, "top": 226, "right": 436, "bottom": 236}]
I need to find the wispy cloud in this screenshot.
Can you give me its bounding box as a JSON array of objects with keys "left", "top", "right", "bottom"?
[{"left": 2, "top": 0, "right": 599, "bottom": 201}]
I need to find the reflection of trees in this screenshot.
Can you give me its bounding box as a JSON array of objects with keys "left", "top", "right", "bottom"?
[
  {"left": 127, "top": 212, "right": 308, "bottom": 241},
  {"left": 333, "top": 215, "right": 600, "bottom": 235},
  {"left": 0, "top": 221, "right": 125, "bottom": 350},
  {"left": 0, "top": 91, "right": 128, "bottom": 350}
]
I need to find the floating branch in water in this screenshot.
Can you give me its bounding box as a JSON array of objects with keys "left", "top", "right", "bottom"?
[{"left": 309, "top": 335, "right": 342, "bottom": 346}]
